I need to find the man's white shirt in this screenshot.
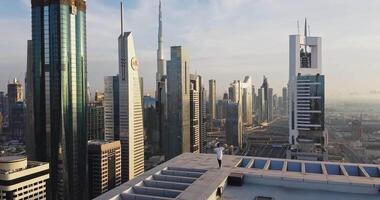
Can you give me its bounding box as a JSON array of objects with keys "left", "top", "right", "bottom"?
[{"left": 214, "top": 147, "right": 225, "bottom": 160}]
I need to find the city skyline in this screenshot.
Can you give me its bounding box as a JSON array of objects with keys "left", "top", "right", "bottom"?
[
  {"left": 1, "top": 0, "right": 380, "bottom": 100},
  {"left": 2, "top": 1, "right": 380, "bottom": 200}
]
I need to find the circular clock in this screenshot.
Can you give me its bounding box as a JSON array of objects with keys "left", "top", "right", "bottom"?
[{"left": 131, "top": 57, "right": 139, "bottom": 71}]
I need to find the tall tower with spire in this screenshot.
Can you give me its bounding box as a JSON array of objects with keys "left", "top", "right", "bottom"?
[
  {"left": 118, "top": 0, "right": 144, "bottom": 181},
  {"left": 288, "top": 18, "right": 326, "bottom": 161},
  {"left": 156, "top": 0, "right": 165, "bottom": 82},
  {"left": 156, "top": 0, "right": 168, "bottom": 154}
]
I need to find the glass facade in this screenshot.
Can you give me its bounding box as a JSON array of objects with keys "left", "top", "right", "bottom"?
[
  {"left": 31, "top": 1, "right": 87, "bottom": 200},
  {"left": 296, "top": 75, "right": 325, "bottom": 131}
]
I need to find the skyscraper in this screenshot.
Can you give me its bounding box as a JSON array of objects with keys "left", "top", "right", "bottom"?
[
  {"left": 156, "top": 0, "right": 167, "bottom": 154},
  {"left": 166, "top": 46, "right": 190, "bottom": 159},
  {"left": 256, "top": 77, "right": 273, "bottom": 124},
  {"left": 200, "top": 86, "right": 207, "bottom": 153},
  {"left": 9, "top": 102, "right": 25, "bottom": 139},
  {"left": 118, "top": 1, "right": 144, "bottom": 181},
  {"left": 30, "top": 0, "right": 88, "bottom": 199},
  {"left": 242, "top": 76, "right": 253, "bottom": 126},
  {"left": 25, "top": 40, "right": 35, "bottom": 159},
  {"left": 7, "top": 79, "right": 23, "bottom": 106},
  {"left": 229, "top": 80, "right": 242, "bottom": 104},
  {"left": 226, "top": 100, "right": 243, "bottom": 148},
  {"left": 190, "top": 74, "right": 201, "bottom": 153},
  {"left": 7, "top": 79, "right": 24, "bottom": 139},
  {"left": 87, "top": 101, "right": 105, "bottom": 140},
  {"left": 156, "top": 0, "right": 165, "bottom": 86},
  {"left": 208, "top": 79, "right": 216, "bottom": 121},
  {"left": 252, "top": 85, "right": 257, "bottom": 119},
  {"left": 282, "top": 87, "right": 288, "bottom": 116},
  {"left": 288, "top": 19, "right": 326, "bottom": 161},
  {"left": 268, "top": 88, "right": 274, "bottom": 121},
  {"left": 104, "top": 76, "right": 119, "bottom": 141},
  {"left": 0, "top": 92, "right": 6, "bottom": 116},
  {"left": 143, "top": 95, "right": 159, "bottom": 151},
  {"left": 95, "top": 91, "right": 105, "bottom": 103}
]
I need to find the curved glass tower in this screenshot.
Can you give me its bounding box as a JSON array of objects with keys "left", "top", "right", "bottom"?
[{"left": 30, "top": 0, "right": 87, "bottom": 199}]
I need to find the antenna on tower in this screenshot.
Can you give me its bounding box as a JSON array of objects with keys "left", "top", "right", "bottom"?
[
  {"left": 304, "top": 18, "right": 307, "bottom": 37},
  {"left": 297, "top": 20, "right": 300, "bottom": 35},
  {"left": 303, "top": 18, "right": 309, "bottom": 56},
  {"left": 120, "top": 0, "right": 124, "bottom": 35}
]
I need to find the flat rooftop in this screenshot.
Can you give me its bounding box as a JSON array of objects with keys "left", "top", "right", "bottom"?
[{"left": 95, "top": 153, "right": 380, "bottom": 200}]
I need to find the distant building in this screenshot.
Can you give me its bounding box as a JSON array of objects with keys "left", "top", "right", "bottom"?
[
  {"left": 0, "top": 92, "right": 6, "bottom": 116},
  {"left": 87, "top": 102, "right": 105, "bottom": 140},
  {"left": 273, "top": 94, "right": 278, "bottom": 114},
  {"left": 226, "top": 101, "right": 243, "bottom": 148},
  {"left": 217, "top": 99, "right": 228, "bottom": 120},
  {"left": 256, "top": 77, "right": 273, "bottom": 124},
  {"left": 252, "top": 85, "right": 257, "bottom": 115},
  {"left": 7, "top": 79, "right": 24, "bottom": 139},
  {"left": 208, "top": 79, "right": 216, "bottom": 122},
  {"left": 268, "top": 88, "right": 274, "bottom": 121},
  {"left": 282, "top": 87, "right": 288, "bottom": 116},
  {"left": 278, "top": 96, "right": 283, "bottom": 114},
  {"left": 200, "top": 86, "right": 207, "bottom": 153},
  {"left": 95, "top": 91, "right": 105, "bottom": 104},
  {"left": 223, "top": 92, "right": 228, "bottom": 100},
  {"left": 166, "top": 46, "right": 191, "bottom": 159},
  {"left": 242, "top": 76, "right": 253, "bottom": 126},
  {"left": 104, "top": 76, "right": 120, "bottom": 141},
  {"left": 88, "top": 140, "right": 121, "bottom": 199},
  {"left": 229, "top": 80, "right": 242, "bottom": 104},
  {"left": 7, "top": 78, "right": 23, "bottom": 107},
  {"left": 143, "top": 95, "right": 159, "bottom": 151},
  {"left": 8, "top": 102, "right": 25, "bottom": 139},
  {"left": 0, "top": 156, "right": 49, "bottom": 199},
  {"left": 118, "top": 2, "right": 144, "bottom": 181},
  {"left": 0, "top": 114, "right": 3, "bottom": 136},
  {"left": 95, "top": 153, "right": 380, "bottom": 200},
  {"left": 288, "top": 19, "right": 326, "bottom": 161},
  {"left": 190, "top": 74, "right": 201, "bottom": 153}
]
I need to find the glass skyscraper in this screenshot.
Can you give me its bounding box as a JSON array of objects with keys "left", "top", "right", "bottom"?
[{"left": 30, "top": 0, "right": 87, "bottom": 199}]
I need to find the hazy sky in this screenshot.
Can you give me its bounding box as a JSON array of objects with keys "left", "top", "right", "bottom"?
[{"left": 1, "top": 0, "right": 380, "bottom": 100}]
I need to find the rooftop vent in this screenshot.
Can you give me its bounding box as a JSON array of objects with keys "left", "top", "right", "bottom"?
[{"left": 122, "top": 167, "right": 206, "bottom": 200}]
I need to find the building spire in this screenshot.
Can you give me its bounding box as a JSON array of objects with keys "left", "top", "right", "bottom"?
[
  {"left": 304, "top": 18, "right": 307, "bottom": 37},
  {"left": 158, "top": 0, "right": 163, "bottom": 60},
  {"left": 156, "top": 0, "right": 165, "bottom": 85},
  {"left": 304, "top": 18, "right": 308, "bottom": 54},
  {"left": 120, "top": 0, "right": 124, "bottom": 35}
]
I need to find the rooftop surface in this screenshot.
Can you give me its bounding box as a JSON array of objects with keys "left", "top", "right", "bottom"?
[{"left": 95, "top": 153, "right": 380, "bottom": 200}]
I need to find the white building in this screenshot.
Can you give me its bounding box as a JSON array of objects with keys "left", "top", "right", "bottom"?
[
  {"left": 208, "top": 79, "right": 216, "bottom": 121},
  {"left": 118, "top": 2, "right": 144, "bottom": 181},
  {"left": 242, "top": 76, "right": 253, "bottom": 126},
  {"left": 95, "top": 153, "right": 380, "bottom": 200},
  {"left": 0, "top": 156, "right": 49, "bottom": 200},
  {"left": 190, "top": 75, "right": 201, "bottom": 153},
  {"left": 288, "top": 19, "right": 327, "bottom": 161}
]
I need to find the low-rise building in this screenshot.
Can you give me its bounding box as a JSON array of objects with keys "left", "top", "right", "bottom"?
[
  {"left": 94, "top": 153, "right": 380, "bottom": 200},
  {"left": 0, "top": 156, "right": 49, "bottom": 200}
]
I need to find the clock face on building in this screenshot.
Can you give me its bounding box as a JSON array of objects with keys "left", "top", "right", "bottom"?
[{"left": 131, "top": 57, "right": 139, "bottom": 71}]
